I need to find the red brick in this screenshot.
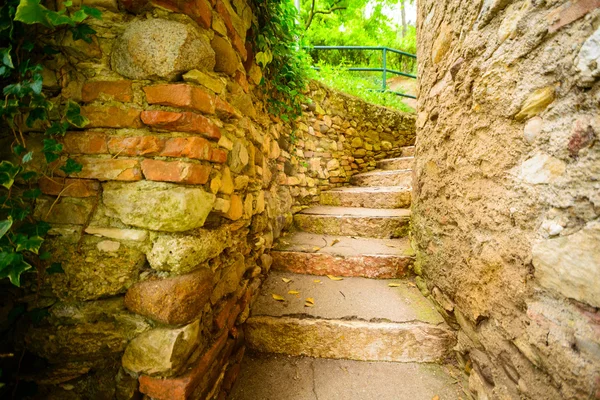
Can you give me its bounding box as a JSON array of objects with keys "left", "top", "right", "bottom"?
[
  {"left": 82, "top": 81, "right": 133, "bottom": 103},
  {"left": 71, "top": 157, "right": 142, "bottom": 181},
  {"left": 39, "top": 177, "right": 100, "bottom": 197},
  {"left": 234, "top": 71, "right": 249, "bottom": 93},
  {"left": 82, "top": 105, "right": 143, "bottom": 128},
  {"left": 62, "top": 132, "right": 108, "bottom": 154},
  {"left": 230, "top": 33, "right": 247, "bottom": 61},
  {"left": 141, "top": 159, "right": 211, "bottom": 184},
  {"left": 161, "top": 137, "right": 212, "bottom": 160},
  {"left": 181, "top": 0, "right": 212, "bottom": 29},
  {"left": 141, "top": 110, "right": 221, "bottom": 140},
  {"left": 214, "top": 296, "right": 238, "bottom": 331},
  {"left": 215, "top": 97, "right": 239, "bottom": 119},
  {"left": 139, "top": 330, "right": 228, "bottom": 400},
  {"left": 210, "top": 148, "right": 227, "bottom": 163},
  {"left": 107, "top": 136, "right": 165, "bottom": 156},
  {"left": 144, "top": 84, "right": 216, "bottom": 114}
]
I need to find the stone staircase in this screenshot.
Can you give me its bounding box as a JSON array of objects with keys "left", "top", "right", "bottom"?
[{"left": 230, "top": 146, "right": 460, "bottom": 399}]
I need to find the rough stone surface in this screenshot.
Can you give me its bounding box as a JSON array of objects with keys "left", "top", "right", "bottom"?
[
  {"left": 376, "top": 156, "right": 414, "bottom": 171},
  {"left": 350, "top": 169, "right": 412, "bottom": 187},
  {"left": 211, "top": 35, "right": 238, "bottom": 76},
  {"left": 103, "top": 181, "right": 215, "bottom": 232},
  {"left": 111, "top": 19, "right": 215, "bottom": 81},
  {"left": 124, "top": 268, "right": 213, "bottom": 325},
  {"left": 122, "top": 321, "right": 204, "bottom": 377},
  {"left": 320, "top": 186, "right": 411, "bottom": 209},
  {"left": 147, "top": 229, "right": 231, "bottom": 274}
]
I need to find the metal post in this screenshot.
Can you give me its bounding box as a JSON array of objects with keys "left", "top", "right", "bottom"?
[{"left": 382, "top": 48, "right": 387, "bottom": 91}]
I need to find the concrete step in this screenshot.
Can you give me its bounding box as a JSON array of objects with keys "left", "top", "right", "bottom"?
[
  {"left": 377, "top": 156, "right": 414, "bottom": 171},
  {"left": 320, "top": 186, "right": 411, "bottom": 209},
  {"left": 244, "top": 272, "right": 454, "bottom": 363},
  {"left": 272, "top": 232, "right": 414, "bottom": 278},
  {"left": 401, "top": 145, "right": 415, "bottom": 157},
  {"left": 294, "top": 206, "right": 410, "bottom": 238},
  {"left": 350, "top": 169, "right": 412, "bottom": 187},
  {"left": 229, "top": 351, "right": 461, "bottom": 400}
]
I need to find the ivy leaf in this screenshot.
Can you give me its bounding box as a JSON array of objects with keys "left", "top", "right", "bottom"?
[
  {"left": 46, "top": 262, "right": 64, "bottom": 274},
  {"left": 18, "top": 221, "right": 50, "bottom": 237},
  {"left": 30, "top": 72, "right": 43, "bottom": 94},
  {"left": 70, "top": 9, "right": 87, "bottom": 23},
  {"left": 14, "top": 0, "right": 51, "bottom": 27},
  {"left": 22, "top": 41, "right": 35, "bottom": 52},
  {"left": 65, "top": 100, "right": 88, "bottom": 128},
  {"left": 42, "top": 139, "right": 62, "bottom": 163},
  {"left": 14, "top": 234, "right": 44, "bottom": 254},
  {"left": 0, "top": 218, "right": 13, "bottom": 239},
  {"left": 7, "top": 259, "right": 33, "bottom": 286},
  {"left": 46, "top": 121, "right": 69, "bottom": 136},
  {"left": 21, "top": 171, "right": 37, "bottom": 181},
  {"left": 13, "top": 144, "right": 26, "bottom": 156},
  {"left": 23, "top": 188, "right": 41, "bottom": 199},
  {"left": 22, "top": 151, "right": 33, "bottom": 163},
  {"left": 81, "top": 5, "right": 102, "bottom": 20},
  {"left": 0, "top": 252, "right": 32, "bottom": 287},
  {"left": 0, "top": 46, "right": 14, "bottom": 69},
  {"left": 45, "top": 10, "right": 74, "bottom": 26},
  {"left": 70, "top": 23, "right": 96, "bottom": 44},
  {"left": 26, "top": 107, "right": 46, "bottom": 126},
  {"left": 0, "top": 160, "right": 22, "bottom": 189},
  {"left": 43, "top": 45, "right": 60, "bottom": 55},
  {"left": 60, "top": 158, "right": 82, "bottom": 175}
]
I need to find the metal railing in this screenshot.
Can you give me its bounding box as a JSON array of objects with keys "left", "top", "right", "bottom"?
[{"left": 307, "top": 46, "right": 417, "bottom": 99}]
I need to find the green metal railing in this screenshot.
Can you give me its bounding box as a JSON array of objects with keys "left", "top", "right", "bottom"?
[{"left": 307, "top": 46, "right": 417, "bottom": 99}]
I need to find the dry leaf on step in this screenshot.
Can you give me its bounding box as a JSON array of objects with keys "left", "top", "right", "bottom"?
[
  {"left": 312, "top": 247, "right": 321, "bottom": 252},
  {"left": 313, "top": 279, "right": 321, "bottom": 283},
  {"left": 432, "top": 396, "right": 440, "bottom": 400},
  {"left": 327, "top": 275, "right": 343, "bottom": 281},
  {"left": 288, "top": 290, "right": 300, "bottom": 295},
  {"left": 272, "top": 294, "right": 285, "bottom": 301},
  {"left": 282, "top": 278, "right": 292, "bottom": 283},
  {"left": 407, "top": 282, "right": 417, "bottom": 288},
  {"left": 304, "top": 302, "right": 314, "bottom": 307},
  {"left": 330, "top": 239, "right": 340, "bottom": 246},
  {"left": 305, "top": 297, "right": 315, "bottom": 304},
  {"left": 388, "top": 283, "right": 401, "bottom": 287}
]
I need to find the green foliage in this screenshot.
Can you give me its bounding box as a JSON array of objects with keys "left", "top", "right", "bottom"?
[
  {"left": 251, "top": 0, "right": 311, "bottom": 121},
  {"left": 311, "top": 64, "right": 414, "bottom": 112},
  {"left": 0, "top": 0, "right": 98, "bottom": 289}
]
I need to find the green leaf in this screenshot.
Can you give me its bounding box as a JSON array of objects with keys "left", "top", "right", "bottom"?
[
  {"left": 14, "top": 0, "right": 51, "bottom": 27},
  {"left": 8, "top": 259, "right": 32, "bottom": 286},
  {"left": 60, "top": 158, "right": 82, "bottom": 175},
  {"left": 46, "top": 121, "right": 69, "bottom": 136},
  {"left": 45, "top": 10, "right": 74, "bottom": 26},
  {"left": 39, "top": 251, "right": 51, "bottom": 260},
  {"left": 65, "top": 100, "right": 88, "bottom": 128},
  {"left": 70, "top": 23, "right": 96, "bottom": 43},
  {"left": 81, "top": 5, "right": 102, "bottom": 20},
  {"left": 23, "top": 188, "right": 41, "bottom": 199},
  {"left": 13, "top": 144, "right": 26, "bottom": 156},
  {"left": 0, "top": 218, "right": 12, "bottom": 239},
  {"left": 43, "top": 45, "right": 60, "bottom": 55},
  {"left": 0, "top": 252, "right": 32, "bottom": 287},
  {"left": 0, "top": 46, "right": 13, "bottom": 69},
  {"left": 46, "top": 262, "right": 64, "bottom": 274},
  {"left": 0, "top": 160, "right": 22, "bottom": 189},
  {"left": 21, "top": 171, "right": 37, "bottom": 181},
  {"left": 42, "top": 138, "right": 63, "bottom": 163},
  {"left": 22, "top": 151, "right": 33, "bottom": 163},
  {"left": 18, "top": 221, "right": 50, "bottom": 237},
  {"left": 70, "top": 9, "right": 87, "bottom": 23},
  {"left": 14, "top": 234, "right": 44, "bottom": 254}
]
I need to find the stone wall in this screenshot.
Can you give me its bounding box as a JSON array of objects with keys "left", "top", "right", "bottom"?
[
  {"left": 7, "top": 0, "right": 415, "bottom": 398},
  {"left": 414, "top": 1, "right": 600, "bottom": 399}
]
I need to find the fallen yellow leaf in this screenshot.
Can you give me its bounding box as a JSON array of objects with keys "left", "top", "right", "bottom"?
[
  {"left": 305, "top": 297, "right": 315, "bottom": 304},
  {"left": 327, "top": 275, "right": 343, "bottom": 281},
  {"left": 304, "top": 302, "right": 314, "bottom": 307},
  {"left": 407, "top": 282, "right": 417, "bottom": 288},
  {"left": 271, "top": 294, "right": 285, "bottom": 301},
  {"left": 312, "top": 246, "right": 321, "bottom": 252},
  {"left": 432, "top": 396, "right": 440, "bottom": 400},
  {"left": 313, "top": 279, "right": 321, "bottom": 283},
  {"left": 282, "top": 278, "right": 292, "bottom": 283},
  {"left": 288, "top": 290, "right": 300, "bottom": 295},
  {"left": 330, "top": 239, "right": 340, "bottom": 246},
  {"left": 388, "top": 283, "right": 401, "bottom": 287}
]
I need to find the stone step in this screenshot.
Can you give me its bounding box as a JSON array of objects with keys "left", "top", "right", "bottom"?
[
  {"left": 401, "top": 145, "right": 415, "bottom": 157},
  {"left": 350, "top": 169, "right": 412, "bottom": 187},
  {"left": 319, "top": 186, "right": 411, "bottom": 209},
  {"left": 244, "top": 272, "right": 454, "bottom": 363},
  {"left": 294, "top": 206, "right": 410, "bottom": 238},
  {"left": 229, "top": 351, "right": 461, "bottom": 400},
  {"left": 377, "top": 156, "right": 414, "bottom": 171},
  {"left": 272, "top": 232, "right": 414, "bottom": 278}
]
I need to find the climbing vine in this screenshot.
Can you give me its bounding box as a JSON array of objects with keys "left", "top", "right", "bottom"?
[{"left": 250, "top": 0, "right": 311, "bottom": 121}]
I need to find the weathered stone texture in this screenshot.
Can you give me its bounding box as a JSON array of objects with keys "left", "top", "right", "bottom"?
[{"left": 414, "top": 1, "right": 600, "bottom": 399}]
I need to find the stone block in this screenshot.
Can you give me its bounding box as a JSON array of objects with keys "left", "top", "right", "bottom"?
[
  {"left": 107, "top": 136, "right": 165, "bottom": 157},
  {"left": 82, "top": 80, "right": 133, "bottom": 103},
  {"left": 147, "top": 229, "right": 231, "bottom": 274},
  {"left": 141, "top": 110, "right": 221, "bottom": 140},
  {"left": 72, "top": 157, "right": 142, "bottom": 181},
  {"left": 39, "top": 177, "right": 100, "bottom": 198},
  {"left": 141, "top": 159, "right": 211, "bottom": 185},
  {"left": 103, "top": 181, "right": 215, "bottom": 232},
  {"left": 111, "top": 19, "right": 215, "bottom": 81},
  {"left": 144, "top": 84, "right": 216, "bottom": 114},
  {"left": 183, "top": 69, "right": 227, "bottom": 94},
  {"left": 122, "top": 320, "right": 205, "bottom": 377},
  {"left": 211, "top": 35, "right": 238, "bottom": 76},
  {"left": 124, "top": 268, "right": 213, "bottom": 325},
  {"left": 161, "top": 137, "right": 213, "bottom": 160},
  {"left": 34, "top": 196, "right": 95, "bottom": 225}
]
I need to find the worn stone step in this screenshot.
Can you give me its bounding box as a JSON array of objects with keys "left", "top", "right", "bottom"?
[
  {"left": 401, "top": 145, "right": 415, "bottom": 157},
  {"left": 377, "top": 156, "right": 414, "bottom": 171},
  {"left": 320, "top": 186, "right": 411, "bottom": 209},
  {"left": 294, "top": 206, "right": 410, "bottom": 238},
  {"left": 244, "top": 272, "right": 454, "bottom": 363},
  {"left": 272, "top": 232, "right": 414, "bottom": 278},
  {"left": 230, "top": 351, "right": 461, "bottom": 400},
  {"left": 350, "top": 169, "right": 412, "bottom": 187}
]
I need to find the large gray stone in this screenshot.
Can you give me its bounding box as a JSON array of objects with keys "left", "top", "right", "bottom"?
[
  {"left": 111, "top": 19, "right": 215, "bottom": 81},
  {"left": 122, "top": 320, "right": 205, "bottom": 377},
  {"left": 577, "top": 27, "right": 600, "bottom": 86},
  {"left": 533, "top": 221, "right": 600, "bottom": 308},
  {"left": 211, "top": 35, "right": 238, "bottom": 76},
  {"left": 147, "top": 228, "right": 231, "bottom": 274},
  {"left": 103, "top": 181, "right": 215, "bottom": 232}
]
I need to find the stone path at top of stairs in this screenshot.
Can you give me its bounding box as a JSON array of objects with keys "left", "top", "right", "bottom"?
[{"left": 230, "top": 146, "right": 461, "bottom": 400}]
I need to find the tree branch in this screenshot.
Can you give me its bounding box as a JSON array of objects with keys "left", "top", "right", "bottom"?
[{"left": 305, "top": 0, "right": 347, "bottom": 30}]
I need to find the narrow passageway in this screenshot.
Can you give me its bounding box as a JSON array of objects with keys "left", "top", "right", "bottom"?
[{"left": 230, "top": 146, "right": 462, "bottom": 399}]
